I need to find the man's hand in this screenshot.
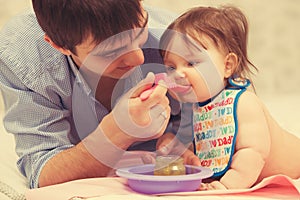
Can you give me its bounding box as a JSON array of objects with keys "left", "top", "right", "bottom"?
[{"left": 112, "top": 72, "right": 171, "bottom": 142}]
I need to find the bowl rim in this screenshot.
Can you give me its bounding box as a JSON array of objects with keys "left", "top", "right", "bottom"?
[{"left": 116, "top": 164, "right": 213, "bottom": 181}]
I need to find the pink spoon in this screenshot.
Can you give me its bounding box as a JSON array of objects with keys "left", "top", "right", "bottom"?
[{"left": 139, "top": 73, "right": 190, "bottom": 101}]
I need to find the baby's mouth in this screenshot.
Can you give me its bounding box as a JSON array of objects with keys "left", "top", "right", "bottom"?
[{"left": 169, "top": 84, "right": 191, "bottom": 94}]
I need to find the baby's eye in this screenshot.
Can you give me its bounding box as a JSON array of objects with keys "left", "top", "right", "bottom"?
[{"left": 165, "top": 65, "right": 176, "bottom": 73}]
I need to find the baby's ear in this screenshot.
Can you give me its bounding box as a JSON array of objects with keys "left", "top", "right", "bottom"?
[{"left": 224, "top": 53, "right": 238, "bottom": 78}]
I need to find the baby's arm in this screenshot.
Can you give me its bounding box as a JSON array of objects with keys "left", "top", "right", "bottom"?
[{"left": 218, "top": 91, "right": 271, "bottom": 189}]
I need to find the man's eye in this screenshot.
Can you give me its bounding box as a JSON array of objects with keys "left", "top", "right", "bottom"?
[
  {"left": 92, "top": 48, "right": 124, "bottom": 59},
  {"left": 92, "top": 51, "right": 117, "bottom": 58},
  {"left": 103, "top": 52, "right": 119, "bottom": 59},
  {"left": 188, "top": 61, "right": 200, "bottom": 67}
]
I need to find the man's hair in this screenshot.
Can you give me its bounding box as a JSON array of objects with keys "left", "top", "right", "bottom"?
[
  {"left": 32, "top": 0, "right": 144, "bottom": 54},
  {"left": 160, "top": 6, "right": 258, "bottom": 84}
]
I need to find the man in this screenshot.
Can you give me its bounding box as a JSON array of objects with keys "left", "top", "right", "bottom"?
[{"left": 0, "top": 0, "right": 198, "bottom": 189}]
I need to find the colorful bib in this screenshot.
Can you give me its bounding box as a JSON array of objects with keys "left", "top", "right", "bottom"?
[{"left": 193, "top": 88, "right": 245, "bottom": 177}]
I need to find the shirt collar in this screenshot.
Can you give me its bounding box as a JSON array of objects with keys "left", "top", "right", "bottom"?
[{"left": 67, "top": 55, "right": 92, "bottom": 95}]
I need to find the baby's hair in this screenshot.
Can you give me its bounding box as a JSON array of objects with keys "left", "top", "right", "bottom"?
[{"left": 160, "top": 5, "right": 258, "bottom": 90}]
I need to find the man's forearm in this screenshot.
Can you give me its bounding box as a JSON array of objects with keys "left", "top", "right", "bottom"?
[
  {"left": 38, "top": 139, "right": 115, "bottom": 187},
  {"left": 38, "top": 115, "right": 134, "bottom": 187}
]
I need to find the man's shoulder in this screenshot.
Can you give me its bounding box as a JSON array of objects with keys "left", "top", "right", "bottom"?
[
  {"left": 145, "top": 5, "right": 178, "bottom": 48},
  {"left": 0, "top": 8, "right": 42, "bottom": 52},
  {"left": 0, "top": 9, "right": 66, "bottom": 84},
  {"left": 145, "top": 5, "right": 178, "bottom": 29}
]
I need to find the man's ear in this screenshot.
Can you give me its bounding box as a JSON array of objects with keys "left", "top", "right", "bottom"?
[
  {"left": 224, "top": 53, "right": 238, "bottom": 78},
  {"left": 44, "top": 35, "right": 72, "bottom": 55}
]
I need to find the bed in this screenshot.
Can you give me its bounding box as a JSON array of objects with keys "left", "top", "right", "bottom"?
[{"left": 1, "top": 93, "right": 300, "bottom": 200}]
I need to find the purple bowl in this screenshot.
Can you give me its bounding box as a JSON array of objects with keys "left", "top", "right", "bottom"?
[{"left": 116, "top": 164, "right": 213, "bottom": 194}]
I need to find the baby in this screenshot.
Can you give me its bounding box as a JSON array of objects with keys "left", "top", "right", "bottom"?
[{"left": 157, "top": 5, "right": 300, "bottom": 189}]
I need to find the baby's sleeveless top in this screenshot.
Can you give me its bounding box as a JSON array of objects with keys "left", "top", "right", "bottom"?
[{"left": 193, "top": 87, "right": 246, "bottom": 178}]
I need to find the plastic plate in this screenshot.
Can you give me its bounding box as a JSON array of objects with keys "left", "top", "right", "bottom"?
[{"left": 116, "top": 164, "right": 213, "bottom": 194}]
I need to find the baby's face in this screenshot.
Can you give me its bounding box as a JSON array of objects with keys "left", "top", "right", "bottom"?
[
  {"left": 163, "top": 52, "right": 202, "bottom": 103},
  {"left": 162, "top": 36, "right": 227, "bottom": 103}
]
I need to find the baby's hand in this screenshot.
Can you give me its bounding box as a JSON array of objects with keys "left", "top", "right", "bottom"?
[
  {"left": 199, "top": 181, "right": 227, "bottom": 190},
  {"left": 156, "top": 133, "right": 200, "bottom": 166}
]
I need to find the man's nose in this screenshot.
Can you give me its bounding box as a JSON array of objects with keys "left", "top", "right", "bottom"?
[{"left": 123, "top": 48, "right": 145, "bottom": 66}]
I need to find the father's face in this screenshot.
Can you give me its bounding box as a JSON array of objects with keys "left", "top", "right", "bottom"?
[{"left": 72, "top": 10, "right": 149, "bottom": 79}]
